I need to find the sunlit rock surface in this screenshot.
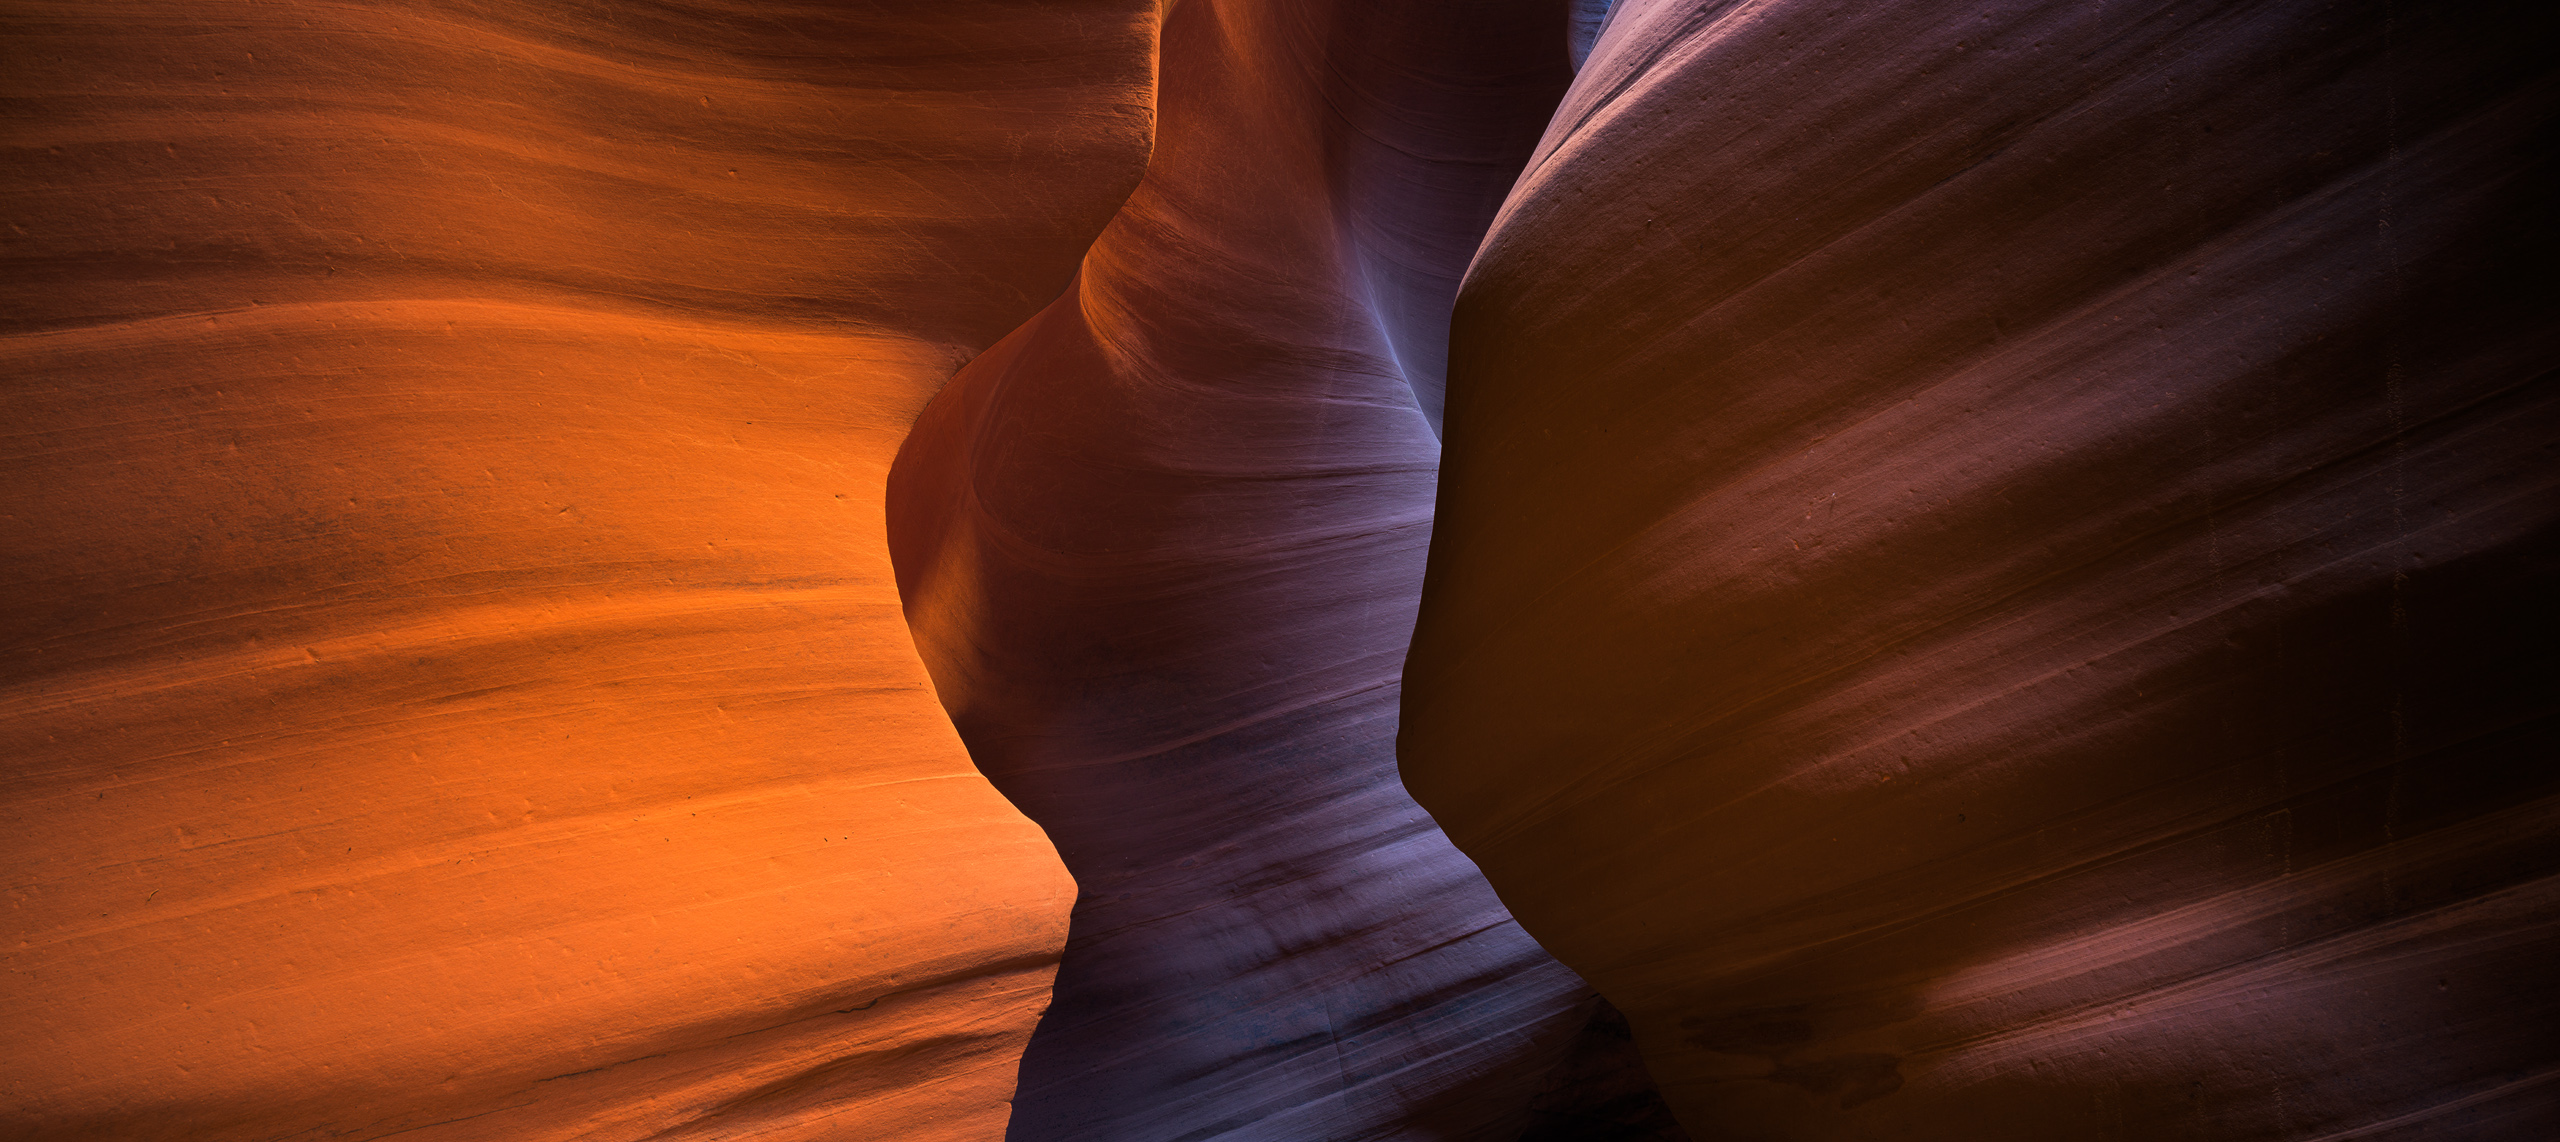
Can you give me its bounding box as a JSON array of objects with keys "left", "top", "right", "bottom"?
[
  {"left": 1, "top": 1, "right": 1159, "bottom": 1137},
  {"left": 887, "top": 0, "right": 1683, "bottom": 1137},
  {"left": 1404, "top": 0, "right": 2558, "bottom": 1138}
]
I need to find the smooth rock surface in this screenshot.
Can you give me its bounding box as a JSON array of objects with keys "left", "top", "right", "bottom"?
[
  {"left": 889, "top": 0, "right": 1684, "bottom": 1137},
  {"left": 1405, "top": 0, "right": 2558, "bottom": 1137},
  {"left": 2, "top": 2, "right": 1159, "bottom": 1137}
]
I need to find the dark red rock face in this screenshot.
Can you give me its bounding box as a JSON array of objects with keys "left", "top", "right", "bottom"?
[
  {"left": 1404, "top": 0, "right": 2558, "bottom": 1138},
  {"left": 886, "top": 1, "right": 1686, "bottom": 1138}
]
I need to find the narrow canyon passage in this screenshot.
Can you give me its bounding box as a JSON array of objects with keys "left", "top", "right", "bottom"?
[
  {"left": 4, "top": 0, "right": 2552, "bottom": 1139},
  {"left": 886, "top": 0, "right": 1680, "bottom": 1137}
]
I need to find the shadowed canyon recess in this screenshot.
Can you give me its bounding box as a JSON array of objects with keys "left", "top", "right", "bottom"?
[{"left": 3, "top": 0, "right": 2551, "bottom": 1139}]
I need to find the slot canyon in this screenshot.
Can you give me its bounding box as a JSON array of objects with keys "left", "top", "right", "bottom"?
[{"left": 2, "top": 0, "right": 2550, "bottom": 1139}]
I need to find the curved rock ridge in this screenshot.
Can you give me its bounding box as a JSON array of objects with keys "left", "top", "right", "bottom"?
[
  {"left": 3, "top": 2, "right": 1160, "bottom": 1137},
  {"left": 1405, "top": 0, "right": 2557, "bottom": 1138},
  {"left": 889, "top": 0, "right": 1685, "bottom": 1137}
]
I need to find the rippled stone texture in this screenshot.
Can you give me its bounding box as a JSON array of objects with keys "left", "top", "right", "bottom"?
[
  {"left": 2, "top": 2, "right": 1157, "bottom": 1137},
  {"left": 887, "top": 0, "right": 1683, "bottom": 1137},
  {"left": 1404, "top": 0, "right": 2558, "bottom": 1137}
]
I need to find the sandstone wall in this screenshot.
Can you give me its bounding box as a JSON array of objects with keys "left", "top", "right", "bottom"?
[{"left": 2, "top": 2, "right": 1160, "bottom": 1136}]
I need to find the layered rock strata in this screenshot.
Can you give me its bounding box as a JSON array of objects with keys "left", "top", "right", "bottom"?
[
  {"left": 2, "top": 2, "right": 1159, "bottom": 1137},
  {"left": 1404, "top": 0, "right": 2558, "bottom": 1138},
  {"left": 887, "top": 0, "right": 1682, "bottom": 1137}
]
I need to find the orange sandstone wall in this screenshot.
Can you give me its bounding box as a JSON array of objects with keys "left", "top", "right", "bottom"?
[
  {"left": 1404, "top": 0, "right": 2558, "bottom": 1138},
  {"left": 1, "top": 2, "right": 1158, "bottom": 1137}
]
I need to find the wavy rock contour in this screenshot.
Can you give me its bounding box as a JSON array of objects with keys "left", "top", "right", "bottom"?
[{"left": 886, "top": 0, "right": 1686, "bottom": 1137}]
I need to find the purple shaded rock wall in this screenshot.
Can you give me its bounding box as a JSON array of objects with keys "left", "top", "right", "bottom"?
[{"left": 887, "top": 0, "right": 1685, "bottom": 1138}]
